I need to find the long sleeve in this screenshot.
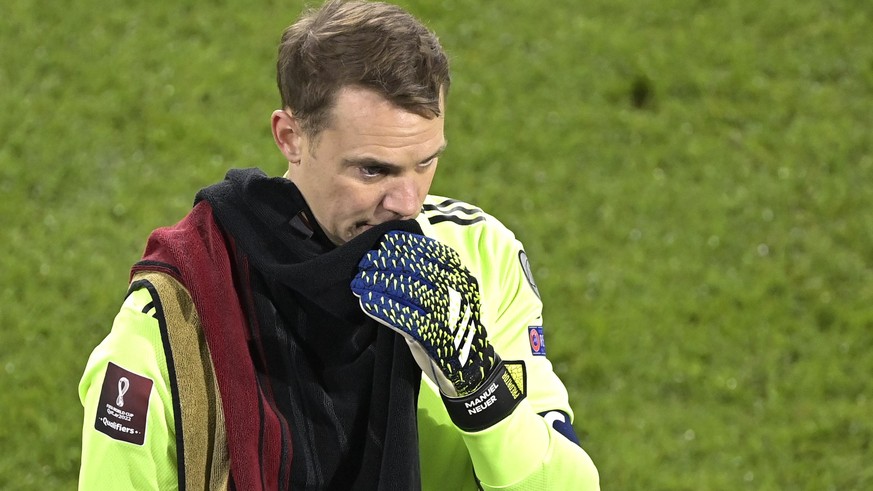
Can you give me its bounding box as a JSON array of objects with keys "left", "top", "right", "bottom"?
[
  {"left": 78, "top": 287, "right": 179, "bottom": 490},
  {"left": 80, "top": 270, "right": 231, "bottom": 490},
  {"left": 417, "top": 195, "right": 601, "bottom": 490}
]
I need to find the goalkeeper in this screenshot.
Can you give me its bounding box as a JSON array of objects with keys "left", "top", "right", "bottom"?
[{"left": 77, "top": 1, "right": 600, "bottom": 489}]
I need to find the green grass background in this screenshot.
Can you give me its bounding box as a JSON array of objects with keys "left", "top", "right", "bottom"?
[{"left": 2, "top": 0, "right": 872, "bottom": 489}]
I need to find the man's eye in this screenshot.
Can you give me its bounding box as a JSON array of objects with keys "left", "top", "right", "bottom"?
[{"left": 361, "top": 166, "right": 385, "bottom": 177}]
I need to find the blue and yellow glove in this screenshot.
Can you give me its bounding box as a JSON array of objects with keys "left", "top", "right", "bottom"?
[{"left": 351, "top": 231, "right": 525, "bottom": 431}]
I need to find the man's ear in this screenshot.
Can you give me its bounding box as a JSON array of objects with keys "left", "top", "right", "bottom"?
[{"left": 271, "top": 109, "right": 303, "bottom": 164}]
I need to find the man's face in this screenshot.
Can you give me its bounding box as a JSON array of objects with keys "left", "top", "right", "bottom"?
[{"left": 275, "top": 87, "right": 446, "bottom": 245}]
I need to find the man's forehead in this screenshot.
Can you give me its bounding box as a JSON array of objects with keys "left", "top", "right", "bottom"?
[
  {"left": 304, "top": 86, "right": 445, "bottom": 158},
  {"left": 330, "top": 86, "right": 445, "bottom": 121}
]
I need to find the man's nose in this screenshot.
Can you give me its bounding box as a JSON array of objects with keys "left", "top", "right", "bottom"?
[{"left": 382, "top": 178, "right": 421, "bottom": 218}]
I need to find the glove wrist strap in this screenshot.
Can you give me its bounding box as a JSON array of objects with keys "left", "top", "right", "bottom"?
[{"left": 441, "top": 360, "right": 526, "bottom": 432}]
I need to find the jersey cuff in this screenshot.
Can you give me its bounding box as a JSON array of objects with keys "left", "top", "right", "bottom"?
[{"left": 459, "top": 398, "right": 550, "bottom": 487}]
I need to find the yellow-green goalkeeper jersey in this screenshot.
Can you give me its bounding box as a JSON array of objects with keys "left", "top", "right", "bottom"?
[{"left": 79, "top": 194, "right": 599, "bottom": 490}]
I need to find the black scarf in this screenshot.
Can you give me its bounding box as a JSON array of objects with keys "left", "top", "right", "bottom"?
[{"left": 195, "top": 168, "right": 423, "bottom": 490}]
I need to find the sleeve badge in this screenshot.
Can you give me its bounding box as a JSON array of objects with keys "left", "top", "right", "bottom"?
[
  {"left": 94, "top": 362, "right": 153, "bottom": 445},
  {"left": 528, "top": 326, "right": 546, "bottom": 356}
]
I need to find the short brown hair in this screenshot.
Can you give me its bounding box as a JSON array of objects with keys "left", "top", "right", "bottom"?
[{"left": 277, "top": 0, "right": 450, "bottom": 136}]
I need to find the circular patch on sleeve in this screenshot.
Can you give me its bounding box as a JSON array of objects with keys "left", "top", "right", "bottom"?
[{"left": 528, "top": 326, "right": 546, "bottom": 355}]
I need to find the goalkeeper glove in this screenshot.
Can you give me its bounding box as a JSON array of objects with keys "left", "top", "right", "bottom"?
[{"left": 351, "top": 231, "right": 525, "bottom": 431}]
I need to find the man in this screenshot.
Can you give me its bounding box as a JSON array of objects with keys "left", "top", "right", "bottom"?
[{"left": 78, "top": 1, "right": 600, "bottom": 489}]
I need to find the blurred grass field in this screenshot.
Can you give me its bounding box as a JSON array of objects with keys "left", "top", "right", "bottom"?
[{"left": 2, "top": 0, "right": 872, "bottom": 489}]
